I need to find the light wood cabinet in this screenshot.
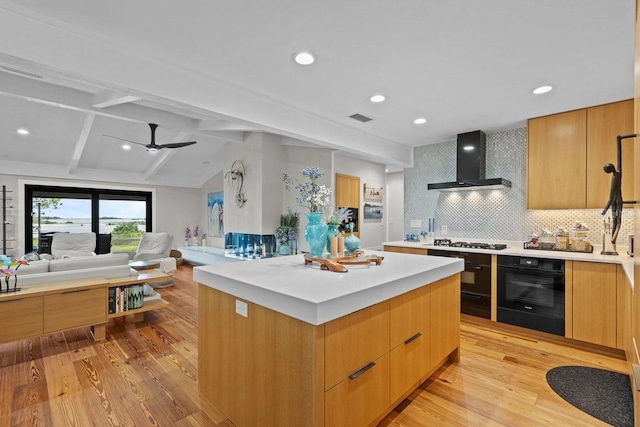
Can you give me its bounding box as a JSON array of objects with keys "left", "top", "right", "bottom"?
[
  {"left": 389, "top": 286, "right": 430, "bottom": 403},
  {"left": 324, "top": 300, "right": 389, "bottom": 390},
  {"left": 586, "top": 100, "right": 634, "bottom": 208},
  {"left": 199, "top": 274, "right": 461, "bottom": 427},
  {"left": 0, "top": 271, "right": 168, "bottom": 345},
  {"left": 527, "top": 109, "right": 587, "bottom": 209},
  {"left": 527, "top": 99, "right": 633, "bottom": 209},
  {"left": 431, "top": 274, "right": 461, "bottom": 365},
  {"left": 325, "top": 353, "right": 389, "bottom": 427},
  {"left": 43, "top": 288, "right": 107, "bottom": 333},
  {"left": 0, "top": 297, "right": 43, "bottom": 342},
  {"left": 571, "top": 261, "right": 617, "bottom": 348},
  {"left": 616, "top": 265, "right": 631, "bottom": 351},
  {"left": 383, "top": 245, "right": 428, "bottom": 255},
  {"left": 335, "top": 173, "right": 360, "bottom": 237}
]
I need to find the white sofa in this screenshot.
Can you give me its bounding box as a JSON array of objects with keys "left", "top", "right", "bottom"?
[
  {"left": 15, "top": 253, "right": 133, "bottom": 286},
  {"left": 15, "top": 231, "right": 178, "bottom": 288}
]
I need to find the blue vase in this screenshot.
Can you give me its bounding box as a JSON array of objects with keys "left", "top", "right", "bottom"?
[
  {"left": 326, "top": 224, "right": 339, "bottom": 253},
  {"left": 305, "top": 212, "right": 328, "bottom": 257},
  {"left": 344, "top": 230, "right": 361, "bottom": 254}
]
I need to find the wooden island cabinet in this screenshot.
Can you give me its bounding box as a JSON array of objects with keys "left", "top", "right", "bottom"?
[{"left": 195, "top": 252, "right": 463, "bottom": 427}]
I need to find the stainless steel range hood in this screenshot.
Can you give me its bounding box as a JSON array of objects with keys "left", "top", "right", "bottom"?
[{"left": 427, "top": 130, "right": 511, "bottom": 191}]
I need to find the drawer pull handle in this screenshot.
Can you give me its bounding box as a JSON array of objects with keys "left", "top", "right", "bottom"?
[
  {"left": 0, "top": 298, "right": 22, "bottom": 303},
  {"left": 349, "top": 361, "right": 376, "bottom": 380},
  {"left": 404, "top": 332, "right": 422, "bottom": 345},
  {"left": 62, "top": 289, "right": 90, "bottom": 295}
]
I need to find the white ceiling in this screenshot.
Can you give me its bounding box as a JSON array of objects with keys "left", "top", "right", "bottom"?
[{"left": 0, "top": 0, "right": 634, "bottom": 188}]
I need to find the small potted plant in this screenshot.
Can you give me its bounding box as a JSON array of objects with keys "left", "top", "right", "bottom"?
[{"left": 275, "top": 211, "right": 299, "bottom": 255}]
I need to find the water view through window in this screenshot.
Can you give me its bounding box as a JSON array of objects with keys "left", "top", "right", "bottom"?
[{"left": 26, "top": 185, "right": 152, "bottom": 255}]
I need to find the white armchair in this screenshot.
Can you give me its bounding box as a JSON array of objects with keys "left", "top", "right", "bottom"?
[
  {"left": 50, "top": 232, "right": 97, "bottom": 259},
  {"left": 133, "top": 232, "right": 173, "bottom": 261},
  {"left": 133, "top": 232, "right": 176, "bottom": 288}
]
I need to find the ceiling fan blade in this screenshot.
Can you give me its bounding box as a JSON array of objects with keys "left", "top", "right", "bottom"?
[
  {"left": 102, "top": 134, "right": 148, "bottom": 146},
  {"left": 157, "top": 141, "right": 197, "bottom": 149}
]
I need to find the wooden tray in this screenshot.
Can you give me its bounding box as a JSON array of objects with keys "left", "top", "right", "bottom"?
[{"left": 303, "top": 251, "right": 384, "bottom": 273}]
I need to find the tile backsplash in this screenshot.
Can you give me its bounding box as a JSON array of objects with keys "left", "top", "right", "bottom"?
[{"left": 405, "top": 127, "right": 635, "bottom": 246}]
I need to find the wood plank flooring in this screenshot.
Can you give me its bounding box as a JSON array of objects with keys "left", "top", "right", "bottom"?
[{"left": 0, "top": 264, "right": 630, "bottom": 426}]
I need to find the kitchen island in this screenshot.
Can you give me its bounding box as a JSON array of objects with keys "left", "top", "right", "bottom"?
[{"left": 194, "top": 251, "right": 463, "bottom": 427}]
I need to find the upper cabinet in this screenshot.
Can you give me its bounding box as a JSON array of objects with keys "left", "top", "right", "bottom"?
[
  {"left": 586, "top": 99, "right": 634, "bottom": 208},
  {"left": 527, "top": 109, "right": 587, "bottom": 209},
  {"left": 527, "top": 99, "right": 633, "bottom": 210}
]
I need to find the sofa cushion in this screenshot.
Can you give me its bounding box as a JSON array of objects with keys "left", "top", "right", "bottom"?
[
  {"left": 17, "top": 264, "right": 134, "bottom": 287},
  {"left": 51, "top": 232, "right": 96, "bottom": 259},
  {"left": 15, "top": 259, "right": 50, "bottom": 275},
  {"left": 48, "top": 253, "right": 130, "bottom": 272}
]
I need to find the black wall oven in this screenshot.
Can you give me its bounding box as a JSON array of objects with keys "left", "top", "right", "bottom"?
[
  {"left": 429, "top": 249, "right": 491, "bottom": 319},
  {"left": 497, "top": 255, "right": 565, "bottom": 336}
]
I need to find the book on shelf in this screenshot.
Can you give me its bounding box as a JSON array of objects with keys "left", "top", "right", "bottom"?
[{"left": 109, "top": 284, "right": 145, "bottom": 314}]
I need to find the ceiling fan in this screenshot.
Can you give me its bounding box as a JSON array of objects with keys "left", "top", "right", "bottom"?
[{"left": 105, "top": 123, "right": 197, "bottom": 152}]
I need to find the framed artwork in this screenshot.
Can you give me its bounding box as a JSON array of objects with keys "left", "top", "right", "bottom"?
[
  {"left": 363, "top": 203, "right": 383, "bottom": 219},
  {"left": 364, "top": 184, "right": 383, "bottom": 201},
  {"left": 208, "top": 192, "right": 224, "bottom": 237}
]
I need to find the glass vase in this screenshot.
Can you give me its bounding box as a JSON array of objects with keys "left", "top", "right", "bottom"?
[
  {"left": 344, "top": 230, "right": 361, "bottom": 254},
  {"left": 278, "top": 241, "right": 291, "bottom": 255},
  {"left": 325, "top": 224, "right": 339, "bottom": 253},
  {"left": 305, "top": 212, "right": 328, "bottom": 257}
]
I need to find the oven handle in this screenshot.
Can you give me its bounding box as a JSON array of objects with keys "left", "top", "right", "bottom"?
[
  {"left": 465, "top": 263, "right": 490, "bottom": 271},
  {"left": 497, "top": 265, "right": 564, "bottom": 275},
  {"left": 461, "top": 291, "right": 484, "bottom": 299}
]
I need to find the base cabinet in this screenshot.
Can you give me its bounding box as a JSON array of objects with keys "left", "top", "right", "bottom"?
[
  {"left": 383, "top": 245, "right": 428, "bottom": 255},
  {"left": 570, "top": 261, "right": 627, "bottom": 349},
  {"left": 431, "top": 274, "right": 461, "bottom": 364},
  {"left": 389, "top": 285, "right": 431, "bottom": 403},
  {"left": 198, "top": 273, "right": 461, "bottom": 427},
  {"left": 43, "top": 288, "right": 107, "bottom": 333},
  {"left": 0, "top": 297, "right": 43, "bottom": 342},
  {"left": 325, "top": 353, "right": 390, "bottom": 427}
]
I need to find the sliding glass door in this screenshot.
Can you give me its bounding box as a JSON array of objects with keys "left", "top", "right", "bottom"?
[{"left": 25, "top": 185, "right": 152, "bottom": 255}]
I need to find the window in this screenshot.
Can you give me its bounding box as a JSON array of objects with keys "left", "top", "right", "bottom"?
[{"left": 25, "top": 185, "right": 152, "bottom": 255}]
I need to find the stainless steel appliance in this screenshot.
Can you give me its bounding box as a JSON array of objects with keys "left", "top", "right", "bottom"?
[
  {"left": 497, "top": 255, "right": 565, "bottom": 336},
  {"left": 429, "top": 248, "right": 491, "bottom": 319}
]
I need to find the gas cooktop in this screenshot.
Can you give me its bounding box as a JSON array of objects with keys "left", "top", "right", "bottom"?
[{"left": 433, "top": 239, "right": 507, "bottom": 250}]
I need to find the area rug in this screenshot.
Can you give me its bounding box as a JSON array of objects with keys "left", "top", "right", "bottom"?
[{"left": 546, "top": 366, "right": 633, "bottom": 427}]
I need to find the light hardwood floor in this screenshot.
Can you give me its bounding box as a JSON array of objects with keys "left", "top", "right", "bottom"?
[{"left": 0, "top": 264, "right": 629, "bottom": 426}]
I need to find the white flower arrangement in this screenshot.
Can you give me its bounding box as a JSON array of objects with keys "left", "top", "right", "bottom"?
[{"left": 283, "top": 166, "right": 332, "bottom": 213}]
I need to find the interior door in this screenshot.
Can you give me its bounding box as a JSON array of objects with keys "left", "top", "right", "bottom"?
[{"left": 335, "top": 173, "right": 360, "bottom": 237}]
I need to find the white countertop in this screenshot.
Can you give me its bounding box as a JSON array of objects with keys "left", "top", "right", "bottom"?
[
  {"left": 383, "top": 240, "right": 635, "bottom": 287},
  {"left": 193, "top": 251, "right": 464, "bottom": 325}
]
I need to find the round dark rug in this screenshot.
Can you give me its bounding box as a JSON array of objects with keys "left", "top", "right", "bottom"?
[{"left": 546, "top": 366, "right": 633, "bottom": 427}]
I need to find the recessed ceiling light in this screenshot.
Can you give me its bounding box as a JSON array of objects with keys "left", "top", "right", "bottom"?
[
  {"left": 532, "top": 84, "right": 554, "bottom": 95},
  {"left": 122, "top": 144, "right": 131, "bottom": 150},
  {"left": 16, "top": 128, "right": 29, "bottom": 135},
  {"left": 293, "top": 52, "right": 315, "bottom": 65},
  {"left": 370, "top": 94, "right": 386, "bottom": 103},
  {"left": 413, "top": 118, "right": 427, "bottom": 125}
]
